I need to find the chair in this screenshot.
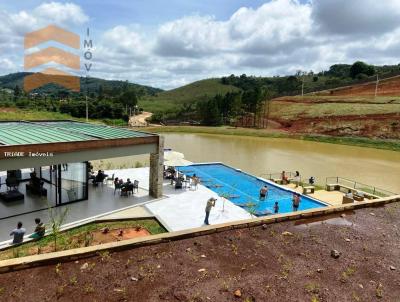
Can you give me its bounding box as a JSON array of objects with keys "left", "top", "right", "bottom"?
[
  {"left": 6, "top": 177, "right": 19, "bottom": 191},
  {"left": 133, "top": 180, "right": 139, "bottom": 193},
  {"left": 106, "top": 173, "right": 115, "bottom": 184}
]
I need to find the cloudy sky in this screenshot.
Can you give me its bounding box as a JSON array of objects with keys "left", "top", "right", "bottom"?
[{"left": 1, "top": 0, "right": 400, "bottom": 89}]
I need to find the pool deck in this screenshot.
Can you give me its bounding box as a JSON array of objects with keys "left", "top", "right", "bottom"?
[
  {"left": 283, "top": 183, "right": 345, "bottom": 206},
  {"left": 145, "top": 181, "right": 251, "bottom": 232}
]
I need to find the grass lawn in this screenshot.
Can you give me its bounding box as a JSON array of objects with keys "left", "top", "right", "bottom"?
[
  {"left": 0, "top": 219, "right": 166, "bottom": 260},
  {"left": 0, "top": 108, "right": 84, "bottom": 121},
  {"left": 144, "top": 125, "right": 400, "bottom": 152}
]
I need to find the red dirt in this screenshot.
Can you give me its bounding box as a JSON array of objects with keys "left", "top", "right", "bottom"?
[
  {"left": 0, "top": 108, "right": 16, "bottom": 113},
  {"left": 317, "top": 76, "right": 400, "bottom": 97},
  {"left": 0, "top": 203, "right": 399, "bottom": 301},
  {"left": 91, "top": 228, "right": 150, "bottom": 245},
  {"left": 282, "top": 113, "right": 400, "bottom": 139}
]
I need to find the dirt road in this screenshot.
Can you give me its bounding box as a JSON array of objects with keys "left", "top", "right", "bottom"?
[{"left": 129, "top": 112, "right": 153, "bottom": 127}]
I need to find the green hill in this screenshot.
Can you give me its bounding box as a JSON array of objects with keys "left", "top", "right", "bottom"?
[
  {"left": 0, "top": 72, "right": 162, "bottom": 97},
  {"left": 139, "top": 78, "right": 240, "bottom": 113}
]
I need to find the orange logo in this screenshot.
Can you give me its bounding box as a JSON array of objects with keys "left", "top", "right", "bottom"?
[{"left": 24, "top": 25, "right": 80, "bottom": 92}]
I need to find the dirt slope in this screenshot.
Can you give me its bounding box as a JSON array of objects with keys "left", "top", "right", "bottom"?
[
  {"left": 316, "top": 76, "right": 400, "bottom": 97},
  {"left": 0, "top": 203, "right": 399, "bottom": 301},
  {"left": 266, "top": 77, "right": 400, "bottom": 139}
]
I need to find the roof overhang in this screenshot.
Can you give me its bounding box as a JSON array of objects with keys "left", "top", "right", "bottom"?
[{"left": 0, "top": 121, "right": 160, "bottom": 170}]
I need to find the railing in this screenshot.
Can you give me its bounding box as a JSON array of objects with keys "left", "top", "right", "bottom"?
[
  {"left": 325, "top": 177, "right": 397, "bottom": 197},
  {"left": 260, "top": 172, "right": 297, "bottom": 180}
]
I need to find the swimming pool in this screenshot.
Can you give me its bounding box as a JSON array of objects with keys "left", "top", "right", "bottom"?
[{"left": 179, "top": 163, "right": 327, "bottom": 215}]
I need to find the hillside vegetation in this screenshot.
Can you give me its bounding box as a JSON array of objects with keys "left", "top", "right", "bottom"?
[{"left": 139, "top": 78, "right": 239, "bottom": 114}]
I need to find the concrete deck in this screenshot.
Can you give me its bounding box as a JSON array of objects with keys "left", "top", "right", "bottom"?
[
  {"left": 309, "top": 190, "right": 345, "bottom": 206},
  {"left": 145, "top": 181, "right": 251, "bottom": 232}
]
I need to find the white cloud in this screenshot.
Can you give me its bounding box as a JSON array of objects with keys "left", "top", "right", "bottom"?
[
  {"left": 32, "top": 2, "right": 89, "bottom": 27},
  {"left": 312, "top": 0, "right": 400, "bottom": 36}
]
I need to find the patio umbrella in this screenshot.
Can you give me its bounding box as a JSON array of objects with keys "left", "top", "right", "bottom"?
[{"left": 164, "top": 150, "right": 185, "bottom": 161}]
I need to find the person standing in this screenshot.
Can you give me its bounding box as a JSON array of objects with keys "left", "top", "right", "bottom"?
[
  {"left": 294, "top": 171, "right": 300, "bottom": 188},
  {"left": 204, "top": 197, "right": 217, "bottom": 225},
  {"left": 292, "top": 193, "right": 301, "bottom": 211},
  {"left": 273, "top": 202, "right": 279, "bottom": 214},
  {"left": 259, "top": 185, "right": 268, "bottom": 200},
  {"left": 10, "top": 222, "right": 26, "bottom": 245}
]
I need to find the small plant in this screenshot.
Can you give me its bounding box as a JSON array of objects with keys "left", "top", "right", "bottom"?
[
  {"left": 56, "top": 285, "right": 65, "bottom": 297},
  {"left": 340, "top": 267, "right": 356, "bottom": 283},
  {"left": 0, "top": 287, "right": 4, "bottom": 295},
  {"left": 47, "top": 204, "right": 69, "bottom": 252},
  {"left": 84, "top": 284, "right": 95, "bottom": 294},
  {"left": 305, "top": 283, "right": 320, "bottom": 294},
  {"left": 55, "top": 263, "right": 62, "bottom": 275},
  {"left": 221, "top": 280, "right": 229, "bottom": 292},
  {"left": 83, "top": 232, "right": 94, "bottom": 247},
  {"left": 69, "top": 276, "right": 78, "bottom": 285},
  {"left": 376, "top": 283, "right": 383, "bottom": 299},
  {"left": 98, "top": 250, "right": 111, "bottom": 261},
  {"left": 311, "top": 296, "right": 320, "bottom": 302}
]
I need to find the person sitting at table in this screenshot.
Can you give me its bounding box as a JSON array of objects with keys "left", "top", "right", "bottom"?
[{"left": 120, "top": 178, "right": 132, "bottom": 195}]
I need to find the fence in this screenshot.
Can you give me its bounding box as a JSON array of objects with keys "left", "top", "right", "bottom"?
[{"left": 325, "top": 177, "right": 397, "bottom": 197}]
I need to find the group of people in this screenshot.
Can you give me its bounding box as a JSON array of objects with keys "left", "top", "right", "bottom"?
[
  {"left": 165, "top": 168, "right": 200, "bottom": 190},
  {"left": 9, "top": 218, "right": 46, "bottom": 245},
  {"left": 114, "top": 178, "right": 135, "bottom": 195},
  {"left": 281, "top": 170, "right": 301, "bottom": 187},
  {"left": 259, "top": 184, "right": 301, "bottom": 213}
]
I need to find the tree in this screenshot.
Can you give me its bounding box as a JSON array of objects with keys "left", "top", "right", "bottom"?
[
  {"left": 13, "top": 85, "right": 21, "bottom": 101},
  {"left": 97, "top": 84, "right": 104, "bottom": 101},
  {"left": 118, "top": 89, "right": 137, "bottom": 108},
  {"left": 350, "top": 61, "right": 375, "bottom": 79},
  {"left": 47, "top": 205, "right": 69, "bottom": 252}
]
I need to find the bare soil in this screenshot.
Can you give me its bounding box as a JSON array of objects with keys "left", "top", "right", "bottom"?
[
  {"left": 319, "top": 76, "right": 400, "bottom": 97},
  {"left": 0, "top": 203, "right": 399, "bottom": 302},
  {"left": 283, "top": 113, "right": 400, "bottom": 139},
  {"left": 91, "top": 227, "right": 150, "bottom": 245}
]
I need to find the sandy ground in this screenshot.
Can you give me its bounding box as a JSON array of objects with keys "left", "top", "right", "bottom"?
[
  {"left": 0, "top": 202, "right": 399, "bottom": 301},
  {"left": 129, "top": 112, "right": 153, "bottom": 127}
]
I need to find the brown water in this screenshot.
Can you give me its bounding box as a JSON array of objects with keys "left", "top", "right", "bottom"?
[{"left": 97, "top": 133, "right": 400, "bottom": 194}]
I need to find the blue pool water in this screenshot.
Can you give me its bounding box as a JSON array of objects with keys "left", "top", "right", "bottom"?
[{"left": 179, "top": 163, "right": 327, "bottom": 215}]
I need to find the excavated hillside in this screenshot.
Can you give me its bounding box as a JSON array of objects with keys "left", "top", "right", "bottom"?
[{"left": 267, "top": 77, "right": 400, "bottom": 139}]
